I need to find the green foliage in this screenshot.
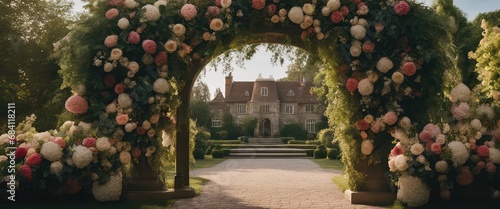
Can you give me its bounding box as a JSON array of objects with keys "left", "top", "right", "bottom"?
[
  {"left": 281, "top": 137, "right": 295, "bottom": 144},
  {"left": 318, "top": 129, "right": 335, "bottom": 148},
  {"left": 287, "top": 139, "right": 306, "bottom": 144},
  {"left": 305, "top": 149, "right": 314, "bottom": 157},
  {"left": 191, "top": 81, "right": 211, "bottom": 102},
  {"left": 211, "top": 149, "right": 224, "bottom": 158},
  {"left": 190, "top": 100, "right": 213, "bottom": 128},
  {"left": 221, "top": 149, "right": 230, "bottom": 157},
  {"left": 193, "top": 148, "right": 206, "bottom": 160},
  {"left": 238, "top": 136, "right": 249, "bottom": 144},
  {"left": 280, "top": 124, "right": 309, "bottom": 139},
  {"left": 314, "top": 149, "right": 327, "bottom": 159},
  {"left": 307, "top": 133, "right": 316, "bottom": 140},
  {"left": 241, "top": 117, "right": 258, "bottom": 137},
  {"left": 327, "top": 148, "right": 340, "bottom": 160},
  {"left": 218, "top": 130, "right": 228, "bottom": 140}
]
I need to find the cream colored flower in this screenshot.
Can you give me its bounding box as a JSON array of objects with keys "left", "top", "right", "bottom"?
[
  {"left": 326, "top": 0, "right": 341, "bottom": 11},
  {"left": 392, "top": 71, "right": 405, "bottom": 84},
  {"left": 118, "top": 18, "right": 130, "bottom": 30},
  {"left": 172, "top": 24, "right": 186, "bottom": 36},
  {"left": 110, "top": 48, "right": 123, "bottom": 60},
  {"left": 410, "top": 143, "right": 424, "bottom": 155},
  {"left": 361, "top": 140, "right": 374, "bottom": 155},
  {"left": 321, "top": 6, "right": 331, "bottom": 16},
  {"left": 376, "top": 57, "right": 394, "bottom": 73},
  {"left": 164, "top": 40, "right": 178, "bottom": 53},
  {"left": 350, "top": 25, "right": 366, "bottom": 40},
  {"left": 210, "top": 18, "right": 224, "bottom": 31},
  {"left": 271, "top": 15, "right": 280, "bottom": 23},
  {"left": 302, "top": 3, "right": 315, "bottom": 15},
  {"left": 288, "top": 7, "right": 304, "bottom": 24}
]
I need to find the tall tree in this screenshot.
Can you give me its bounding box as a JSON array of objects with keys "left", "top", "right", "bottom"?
[
  {"left": 191, "top": 81, "right": 211, "bottom": 102},
  {"left": 279, "top": 49, "right": 322, "bottom": 82}
]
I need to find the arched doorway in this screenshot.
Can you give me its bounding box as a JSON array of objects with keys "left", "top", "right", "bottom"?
[{"left": 259, "top": 118, "right": 271, "bottom": 137}]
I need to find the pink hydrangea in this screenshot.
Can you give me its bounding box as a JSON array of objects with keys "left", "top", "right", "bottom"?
[
  {"left": 430, "top": 143, "right": 442, "bottom": 154},
  {"left": 104, "top": 35, "right": 118, "bottom": 48},
  {"left": 477, "top": 145, "right": 490, "bottom": 157},
  {"left": 383, "top": 111, "right": 398, "bottom": 126},
  {"left": 105, "top": 8, "right": 119, "bottom": 20},
  {"left": 346, "top": 78, "right": 358, "bottom": 93},
  {"left": 451, "top": 102, "right": 470, "bottom": 120},
  {"left": 394, "top": 1, "right": 410, "bottom": 16},
  {"left": 128, "top": 31, "right": 140, "bottom": 45},
  {"left": 456, "top": 167, "right": 473, "bottom": 186},
  {"left": 402, "top": 62, "right": 416, "bottom": 76},
  {"left": 180, "top": 4, "right": 197, "bottom": 21},
  {"left": 116, "top": 114, "right": 129, "bottom": 125},
  {"left": 422, "top": 124, "right": 441, "bottom": 138},
  {"left": 419, "top": 130, "right": 433, "bottom": 142},
  {"left": 252, "top": 0, "right": 266, "bottom": 10},
  {"left": 82, "top": 137, "right": 96, "bottom": 148},
  {"left": 330, "top": 11, "right": 344, "bottom": 24},
  {"left": 65, "top": 95, "right": 89, "bottom": 114},
  {"left": 142, "top": 39, "right": 157, "bottom": 54},
  {"left": 155, "top": 51, "right": 168, "bottom": 66}
]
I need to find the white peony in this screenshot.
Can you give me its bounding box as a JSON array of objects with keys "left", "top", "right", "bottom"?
[
  {"left": 448, "top": 141, "right": 469, "bottom": 167},
  {"left": 117, "top": 93, "right": 132, "bottom": 108},
  {"left": 50, "top": 161, "right": 63, "bottom": 174},
  {"left": 476, "top": 104, "right": 495, "bottom": 120},
  {"left": 450, "top": 83, "right": 471, "bottom": 102},
  {"left": 350, "top": 44, "right": 362, "bottom": 57},
  {"left": 288, "top": 7, "right": 304, "bottom": 24},
  {"left": 410, "top": 143, "right": 424, "bottom": 155},
  {"left": 394, "top": 155, "right": 408, "bottom": 171},
  {"left": 96, "top": 137, "right": 111, "bottom": 152},
  {"left": 153, "top": 78, "right": 170, "bottom": 94},
  {"left": 117, "top": 18, "right": 130, "bottom": 30},
  {"left": 40, "top": 141, "right": 63, "bottom": 162},
  {"left": 489, "top": 148, "right": 500, "bottom": 164},
  {"left": 119, "top": 151, "right": 131, "bottom": 164},
  {"left": 470, "top": 119, "right": 482, "bottom": 131},
  {"left": 142, "top": 4, "right": 161, "bottom": 21},
  {"left": 302, "top": 3, "right": 315, "bottom": 15},
  {"left": 350, "top": 25, "right": 366, "bottom": 40},
  {"left": 435, "top": 160, "right": 448, "bottom": 173},
  {"left": 124, "top": 0, "right": 138, "bottom": 9},
  {"left": 92, "top": 175, "right": 123, "bottom": 202},
  {"left": 72, "top": 145, "right": 93, "bottom": 169},
  {"left": 376, "top": 57, "right": 394, "bottom": 73},
  {"left": 326, "top": 0, "right": 341, "bottom": 11},
  {"left": 397, "top": 175, "right": 430, "bottom": 207},
  {"left": 172, "top": 24, "right": 186, "bottom": 36},
  {"left": 357, "top": 78, "right": 374, "bottom": 96}
]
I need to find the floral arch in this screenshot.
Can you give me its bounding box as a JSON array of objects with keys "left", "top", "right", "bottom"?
[{"left": 2, "top": 0, "right": 468, "bottom": 205}]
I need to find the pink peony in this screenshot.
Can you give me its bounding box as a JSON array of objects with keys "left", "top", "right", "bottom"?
[
  {"left": 155, "top": 51, "right": 168, "bottom": 66},
  {"left": 142, "top": 39, "right": 157, "bottom": 54},
  {"left": 357, "top": 119, "right": 370, "bottom": 131},
  {"left": 486, "top": 162, "right": 496, "bottom": 174},
  {"left": 206, "top": 6, "right": 220, "bottom": 17},
  {"left": 65, "top": 95, "right": 89, "bottom": 114},
  {"left": 383, "top": 111, "right": 398, "bottom": 125},
  {"left": 19, "top": 165, "right": 32, "bottom": 181},
  {"left": 54, "top": 137, "right": 66, "bottom": 149},
  {"left": 114, "top": 83, "right": 125, "bottom": 94},
  {"left": 26, "top": 153, "right": 42, "bottom": 166},
  {"left": 422, "top": 123, "right": 441, "bottom": 138},
  {"left": 128, "top": 31, "right": 140, "bottom": 45},
  {"left": 330, "top": 11, "right": 344, "bottom": 24},
  {"left": 105, "top": 8, "right": 119, "bottom": 20},
  {"left": 477, "top": 145, "right": 490, "bottom": 157},
  {"left": 104, "top": 35, "right": 118, "bottom": 48},
  {"left": 16, "top": 147, "right": 28, "bottom": 159},
  {"left": 340, "top": 6, "right": 349, "bottom": 16},
  {"left": 456, "top": 167, "right": 473, "bottom": 186},
  {"left": 451, "top": 102, "right": 470, "bottom": 120},
  {"left": 252, "top": 0, "right": 266, "bottom": 10},
  {"left": 180, "top": 4, "right": 197, "bottom": 21},
  {"left": 394, "top": 1, "right": 410, "bottom": 16},
  {"left": 430, "top": 143, "right": 442, "bottom": 155},
  {"left": 82, "top": 137, "right": 96, "bottom": 148},
  {"left": 116, "top": 114, "right": 129, "bottom": 125},
  {"left": 267, "top": 4, "right": 277, "bottom": 16},
  {"left": 402, "top": 62, "right": 416, "bottom": 76},
  {"left": 346, "top": 78, "right": 358, "bottom": 93},
  {"left": 362, "top": 40, "right": 375, "bottom": 53}
]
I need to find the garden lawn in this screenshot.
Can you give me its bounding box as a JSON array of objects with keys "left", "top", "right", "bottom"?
[{"left": 309, "top": 158, "right": 344, "bottom": 170}]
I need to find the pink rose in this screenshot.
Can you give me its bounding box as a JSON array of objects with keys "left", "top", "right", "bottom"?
[
  {"left": 116, "top": 114, "right": 129, "bottom": 125},
  {"left": 114, "top": 83, "right": 125, "bottom": 94},
  {"left": 383, "top": 111, "right": 398, "bottom": 125},
  {"left": 16, "top": 147, "right": 28, "bottom": 159},
  {"left": 54, "top": 137, "right": 66, "bottom": 149},
  {"left": 83, "top": 137, "right": 96, "bottom": 148},
  {"left": 357, "top": 119, "right": 370, "bottom": 131},
  {"left": 340, "top": 6, "right": 350, "bottom": 16},
  {"left": 456, "top": 167, "right": 473, "bottom": 186},
  {"left": 394, "top": 1, "right": 410, "bottom": 16},
  {"left": 19, "top": 165, "right": 32, "bottom": 181},
  {"left": 132, "top": 148, "right": 142, "bottom": 158},
  {"left": 477, "top": 161, "right": 485, "bottom": 169},
  {"left": 26, "top": 153, "right": 42, "bottom": 166},
  {"left": 252, "top": 0, "right": 266, "bottom": 10},
  {"left": 105, "top": 8, "right": 119, "bottom": 20},
  {"left": 362, "top": 40, "right": 375, "bottom": 53},
  {"left": 353, "top": 0, "right": 362, "bottom": 4},
  {"left": 65, "top": 95, "right": 89, "bottom": 114},
  {"left": 128, "top": 31, "right": 140, "bottom": 44},
  {"left": 180, "top": 4, "right": 197, "bottom": 21},
  {"left": 402, "top": 62, "right": 416, "bottom": 76},
  {"left": 371, "top": 124, "right": 380, "bottom": 133},
  {"left": 486, "top": 162, "right": 497, "bottom": 174},
  {"left": 346, "top": 78, "right": 358, "bottom": 93},
  {"left": 419, "top": 130, "right": 433, "bottom": 142},
  {"left": 215, "top": 0, "right": 222, "bottom": 7},
  {"left": 104, "top": 35, "right": 118, "bottom": 48},
  {"left": 155, "top": 51, "right": 168, "bottom": 66},
  {"left": 477, "top": 145, "right": 490, "bottom": 157},
  {"left": 142, "top": 39, "right": 157, "bottom": 54},
  {"left": 430, "top": 143, "right": 442, "bottom": 154},
  {"left": 375, "top": 22, "right": 384, "bottom": 32},
  {"left": 330, "top": 11, "right": 344, "bottom": 24},
  {"left": 267, "top": 4, "right": 277, "bottom": 16}
]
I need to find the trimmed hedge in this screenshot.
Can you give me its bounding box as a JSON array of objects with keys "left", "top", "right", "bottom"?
[
  {"left": 193, "top": 148, "right": 206, "bottom": 159},
  {"left": 221, "top": 148, "right": 230, "bottom": 157},
  {"left": 306, "top": 149, "right": 314, "bottom": 157},
  {"left": 314, "top": 145, "right": 327, "bottom": 159},
  {"left": 238, "top": 136, "right": 249, "bottom": 144},
  {"left": 212, "top": 150, "right": 224, "bottom": 158},
  {"left": 327, "top": 148, "right": 340, "bottom": 160},
  {"left": 281, "top": 137, "right": 295, "bottom": 144}
]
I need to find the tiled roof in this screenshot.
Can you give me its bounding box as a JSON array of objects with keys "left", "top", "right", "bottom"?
[
  {"left": 224, "top": 82, "right": 254, "bottom": 103},
  {"left": 210, "top": 91, "right": 225, "bottom": 103},
  {"left": 250, "top": 80, "right": 279, "bottom": 102},
  {"left": 225, "top": 80, "right": 318, "bottom": 104}
]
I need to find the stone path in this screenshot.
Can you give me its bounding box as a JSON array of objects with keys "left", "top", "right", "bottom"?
[{"left": 171, "top": 159, "right": 386, "bottom": 209}]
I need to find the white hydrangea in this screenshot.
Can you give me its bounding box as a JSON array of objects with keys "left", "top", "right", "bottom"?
[
  {"left": 326, "top": 0, "right": 341, "bottom": 11},
  {"left": 376, "top": 57, "right": 394, "bottom": 73},
  {"left": 92, "top": 175, "right": 123, "bottom": 202},
  {"left": 72, "top": 145, "right": 93, "bottom": 169},
  {"left": 450, "top": 83, "right": 471, "bottom": 102},
  {"left": 288, "top": 7, "right": 304, "bottom": 24},
  {"left": 350, "top": 25, "right": 366, "bottom": 40},
  {"left": 153, "top": 78, "right": 170, "bottom": 94},
  {"left": 50, "top": 161, "right": 63, "bottom": 174},
  {"left": 448, "top": 141, "right": 469, "bottom": 167},
  {"left": 397, "top": 175, "right": 430, "bottom": 207},
  {"left": 142, "top": 4, "right": 161, "bottom": 21},
  {"left": 435, "top": 161, "right": 448, "bottom": 173},
  {"left": 96, "top": 137, "right": 111, "bottom": 152},
  {"left": 40, "top": 141, "right": 63, "bottom": 162},
  {"left": 124, "top": 0, "right": 138, "bottom": 9},
  {"left": 470, "top": 119, "right": 482, "bottom": 131},
  {"left": 118, "top": 93, "right": 133, "bottom": 108},
  {"left": 476, "top": 104, "right": 495, "bottom": 120},
  {"left": 490, "top": 148, "right": 500, "bottom": 164},
  {"left": 118, "top": 18, "right": 130, "bottom": 30}
]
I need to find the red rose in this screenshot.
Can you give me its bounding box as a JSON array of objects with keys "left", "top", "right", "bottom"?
[
  {"left": 155, "top": 51, "right": 168, "bottom": 66},
  {"left": 362, "top": 40, "right": 375, "bottom": 53},
  {"left": 252, "top": 0, "right": 266, "bottom": 10},
  {"left": 340, "top": 6, "right": 350, "bottom": 16},
  {"left": 267, "top": 4, "right": 277, "bottom": 16},
  {"left": 104, "top": 74, "right": 116, "bottom": 88},
  {"left": 82, "top": 137, "right": 97, "bottom": 148},
  {"left": 477, "top": 145, "right": 490, "bottom": 157},
  {"left": 132, "top": 148, "right": 142, "bottom": 158},
  {"left": 356, "top": 119, "right": 370, "bottom": 131},
  {"left": 402, "top": 62, "right": 416, "bottom": 76},
  {"left": 330, "top": 11, "right": 344, "bottom": 24},
  {"left": 15, "top": 147, "right": 28, "bottom": 159},
  {"left": 26, "top": 153, "right": 42, "bottom": 166},
  {"left": 142, "top": 39, "right": 157, "bottom": 54},
  {"left": 19, "top": 165, "right": 32, "bottom": 182},
  {"left": 430, "top": 143, "right": 442, "bottom": 155},
  {"left": 63, "top": 177, "right": 81, "bottom": 194},
  {"left": 394, "top": 1, "right": 410, "bottom": 16},
  {"left": 346, "top": 78, "right": 358, "bottom": 93},
  {"left": 128, "top": 31, "right": 141, "bottom": 45},
  {"left": 114, "top": 83, "right": 125, "bottom": 94}
]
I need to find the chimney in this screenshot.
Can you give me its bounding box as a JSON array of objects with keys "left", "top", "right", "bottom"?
[{"left": 225, "top": 73, "right": 233, "bottom": 98}]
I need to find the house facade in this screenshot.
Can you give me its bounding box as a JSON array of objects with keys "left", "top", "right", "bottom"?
[{"left": 209, "top": 73, "right": 324, "bottom": 137}]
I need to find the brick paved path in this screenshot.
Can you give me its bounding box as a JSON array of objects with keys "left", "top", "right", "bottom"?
[{"left": 171, "top": 159, "right": 385, "bottom": 209}]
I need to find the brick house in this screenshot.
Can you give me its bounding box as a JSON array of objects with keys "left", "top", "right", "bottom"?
[{"left": 209, "top": 73, "right": 324, "bottom": 137}]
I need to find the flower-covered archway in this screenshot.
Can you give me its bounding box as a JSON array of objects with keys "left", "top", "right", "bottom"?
[{"left": 2, "top": 0, "right": 461, "bottom": 204}]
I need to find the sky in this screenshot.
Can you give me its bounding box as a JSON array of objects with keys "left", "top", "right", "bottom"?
[{"left": 71, "top": 0, "right": 500, "bottom": 99}]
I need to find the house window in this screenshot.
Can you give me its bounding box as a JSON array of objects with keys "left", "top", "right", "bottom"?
[
  {"left": 212, "top": 117, "right": 222, "bottom": 127},
  {"left": 260, "top": 105, "right": 270, "bottom": 113},
  {"left": 261, "top": 87, "right": 268, "bottom": 96},
  {"left": 287, "top": 89, "right": 295, "bottom": 96},
  {"left": 245, "top": 90, "right": 249, "bottom": 96},
  {"left": 305, "top": 119, "right": 315, "bottom": 133},
  {"left": 237, "top": 104, "right": 247, "bottom": 114},
  {"left": 284, "top": 105, "right": 294, "bottom": 114},
  {"left": 305, "top": 104, "right": 315, "bottom": 112}
]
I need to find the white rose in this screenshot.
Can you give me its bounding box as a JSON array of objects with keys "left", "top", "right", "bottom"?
[
  {"left": 128, "top": 61, "right": 139, "bottom": 73},
  {"left": 376, "top": 57, "right": 394, "bottom": 73},
  {"left": 119, "top": 151, "right": 131, "bottom": 164},
  {"left": 350, "top": 44, "right": 362, "bottom": 57},
  {"left": 118, "top": 93, "right": 132, "bottom": 108},
  {"left": 172, "top": 24, "right": 186, "bottom": 36},
  {"left": 361, "top": 140, "right": 374, "bottom": 155},
  {"left": 50, "top": 161, "right": 63, "bottom": 174},
  {"left": 164, "top": 40, "right": 178, "bottom": 53},
  {"left": 288, "top": 7, "right": 304, "bottom": 24},
  {"left": 410, "top": 143, "right": 424, "bottom": 155},
  {"left": 435, "top": 134, "right": 446, "bottom": 145},
  {"left": 350, "top": 25, "right": 366, "bottom": 40},
  {"left": 302, "top": 3, "right": 315, "bottom": 15},
  {"left": 435, "top": 161, "right": 448, "bottom": 173},
  {"left": 118, "top": 18, "right": 130, "bottom": 30},
  {"left": 210, "top": 18, "right": 224, "bottom": 31},
  {"left": 321, "top": 6, "right": 331, "bottom": 16},
  {"left": 110, "top": 48, "right": 123, "bottom": 60},
  {"left": 327, "top": 0, "right": 341, "bottom": 11},
  {"left": 394, "top": 155, "right": 408, "bottom": 171},
  {"left": 221, "top": 0, "right": 232, "bottom": 8},
  {"left": 124, "top": 0, "right": 138, "bottom": 9},
  {"left": 104, "top": 62, "right": 114, "bottom": 72},
  {"left": 392, "top": 71, "right": 405, "bottom": 84},
  {"left": 96, "top": 137, "right": 111, "bottom": 152},
  {"left": 153, "top": 78, "right": 170, "bottom": 94}
]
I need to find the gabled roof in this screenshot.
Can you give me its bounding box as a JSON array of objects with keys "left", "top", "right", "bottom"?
[
  {"left": 250, "top": 80, "right": 279, "bottom": 102},
  {"left": 224, "top": 82, "right": 254, "bottom": 103},
  {"left": 210, "top": 91, "right": 225, "bottom": 103}
]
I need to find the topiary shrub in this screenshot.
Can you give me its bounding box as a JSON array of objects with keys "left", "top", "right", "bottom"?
[
  {"left": 314, "top": 145, "right": 327, "bottom": 159},
  {"left": 281, "top": 137, "right": 294, "bottom": 144},
  {"left": 211, "top": 149, "right": 224, "bottom": 158},
  {"left": 317, "top": 129, "right": 335, "bottom": 148},
  {"left": 280, "top": 124, "right": 308, "bottom": 139},
  {"left": 193, "top": 148, "right": 206, "bottom": 159},
  {"left": 306, "top": 149, "right": 314, "bottom": 157},
  {"left": 221, "top": 148, "right": 230, "bottom": 157},
  {"left": 327, "top": 148, "right": 340, "bottom": 160}
]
